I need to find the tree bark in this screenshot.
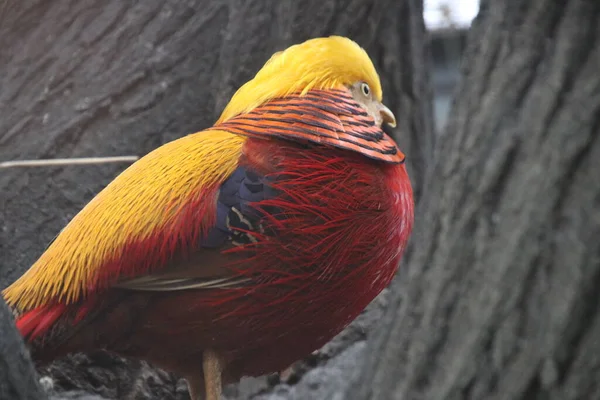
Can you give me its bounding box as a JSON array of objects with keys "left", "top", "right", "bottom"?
[
  {"left": 350, "top": 0, "right": 600, "bottom": 399},
  {"left": 0, "top": 1, "right": 433, "bottom": 399},
  {"left": 0, "top": 299, "right": 46, "bottom": 400}
]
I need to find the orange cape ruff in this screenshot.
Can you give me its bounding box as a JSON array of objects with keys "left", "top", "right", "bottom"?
[{"left": 210, "top": 88, "right": 404, "bottom": 164}]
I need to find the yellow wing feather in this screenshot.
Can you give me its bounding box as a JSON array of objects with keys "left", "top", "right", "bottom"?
[{"left": 3, "top": 130, "right": 245, "bottom": 312}]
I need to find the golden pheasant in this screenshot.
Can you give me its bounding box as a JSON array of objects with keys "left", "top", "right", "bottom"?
[{"left": 3, "top": 36, "right": 414, "bottom": 400}]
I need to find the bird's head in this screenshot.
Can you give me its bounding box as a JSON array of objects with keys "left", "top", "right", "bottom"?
[{"left": 217, "top": 36, "right": 396, "bottom": 128}]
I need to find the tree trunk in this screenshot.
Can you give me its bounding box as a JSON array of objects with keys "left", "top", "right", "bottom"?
[
  {"left": 350, "top": 1, "right": 600, "bottom": 399},
  {"left": 0, "top": 1, "right": 433, "bottom": 399},
  {"left": 0, "top": 299, "right": 46, "bottom": 400}
]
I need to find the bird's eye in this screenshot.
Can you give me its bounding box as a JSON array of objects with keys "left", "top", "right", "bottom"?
[{"left": 361, "top": 83, "right": 371, "bottom": 97}]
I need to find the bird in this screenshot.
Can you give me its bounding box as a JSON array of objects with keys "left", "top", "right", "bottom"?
[{"left": 3, "top": 36, "right": 414, "bottom": 400}]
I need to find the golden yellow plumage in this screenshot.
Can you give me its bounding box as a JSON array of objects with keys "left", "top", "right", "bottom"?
[
  {"left": 218, "top": 36, "right": 383, "bottom": 123},
  {"left": 4, "top": 130, "right": 245, "bottom": 311}
]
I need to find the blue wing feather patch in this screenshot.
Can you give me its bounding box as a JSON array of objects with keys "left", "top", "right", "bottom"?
[{"left": 201, "top": 166, "right": 274, "bottom": 248}]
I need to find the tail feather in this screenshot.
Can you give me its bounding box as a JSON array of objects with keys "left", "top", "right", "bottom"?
[{"left": 16, "top": 303, "right": 66, "bottom": 342}]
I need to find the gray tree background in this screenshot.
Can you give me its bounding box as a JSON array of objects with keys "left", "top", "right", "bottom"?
[{"left": 1, "top": 0, "right": 599, "bottom": 399}]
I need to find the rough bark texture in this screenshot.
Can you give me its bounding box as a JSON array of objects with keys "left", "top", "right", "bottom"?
[
  {"left": 0, "top": 1, "right": 433, "bottom": 399},
  {"left": 350, "top": 0, "right": 600, "bottom": 399},
  {"left": 0, "top": 298, "right": 47, "bottom": 400}
]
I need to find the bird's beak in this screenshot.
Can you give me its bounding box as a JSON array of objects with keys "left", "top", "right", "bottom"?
[{"left": 379, "top": 104, "right": 397, "bottom": 128}]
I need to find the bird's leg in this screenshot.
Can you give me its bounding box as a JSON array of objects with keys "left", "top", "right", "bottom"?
[
  {"left": 186, "top": 375, "right": 205, "bottom": 400},
  {"left": 202, "top": 349, "right": 224, "bottom": 400}
]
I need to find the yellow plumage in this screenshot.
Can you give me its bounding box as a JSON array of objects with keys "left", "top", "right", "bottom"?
[
  {"left": 218, "top": 36, "right": 382, "bottom": 123},
  {"left": 4, "top": 130, "right": 245, "bottom": 311},
  {"left": 3, "top": 35, "right": 385, "bottom": 314}
]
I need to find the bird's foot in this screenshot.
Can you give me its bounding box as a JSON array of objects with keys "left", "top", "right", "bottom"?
[{"left": 203, "top": 349, "right": 224, "bottom": 400}]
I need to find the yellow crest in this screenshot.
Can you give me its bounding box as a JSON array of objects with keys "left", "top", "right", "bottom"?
[{"left": 218, "top": 36, "right": 383, "bottom": 123}]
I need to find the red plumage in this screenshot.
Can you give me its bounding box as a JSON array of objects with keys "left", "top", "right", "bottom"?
[
  {"left": 91, "top": 188, "right": 220, "bottom": 291},
  {"left": 4, "top": 36, "right": 416, "bottom": 400},
  {"left": 18, "top": 137, "right": 412, "bottom": 382},
  {"left": 8, "top": 87, "right": 413, "bottom": 400}
]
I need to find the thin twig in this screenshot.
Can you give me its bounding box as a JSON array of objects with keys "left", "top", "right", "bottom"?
[{"left": 0, "top": 156, "right": 139, "bottom": 168}]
